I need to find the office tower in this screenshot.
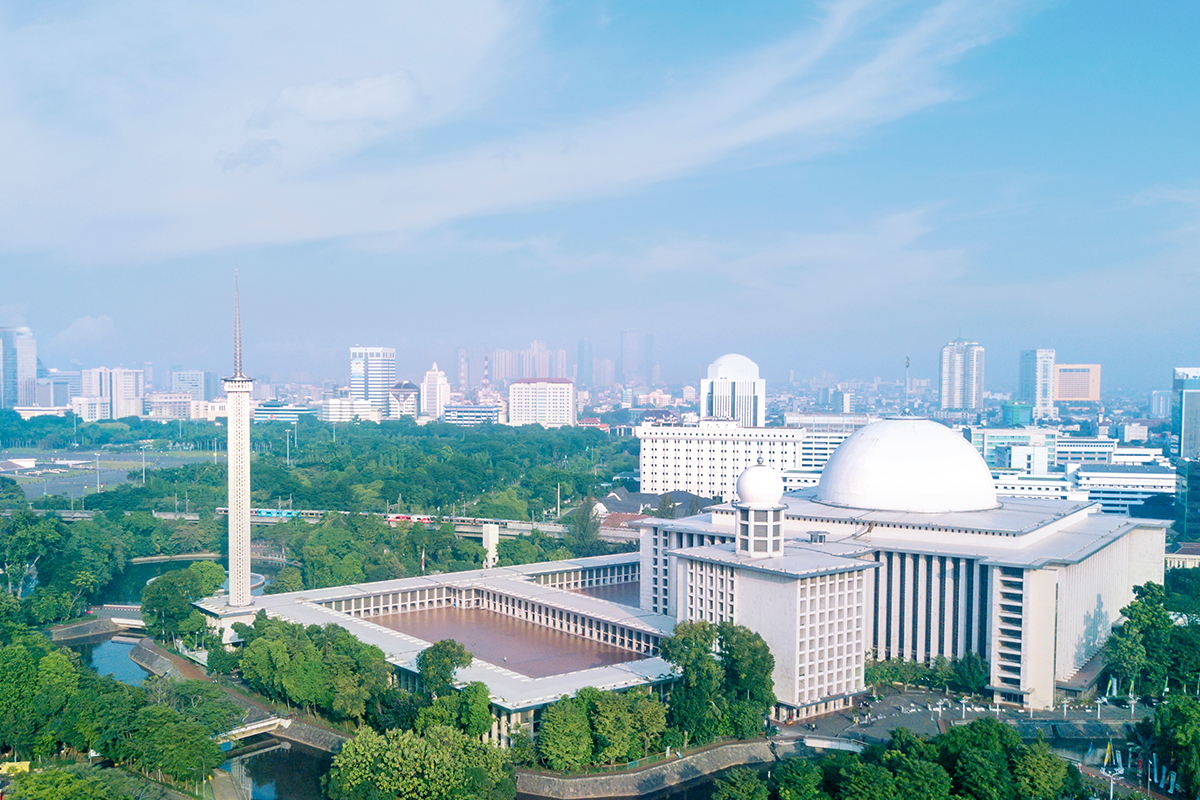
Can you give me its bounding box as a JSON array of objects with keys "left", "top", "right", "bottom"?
[
  {"left": 645, "top": 333, "right": 655, "bottom": 385},
  {"left": 1017, "top": 349, "right": 1056, "bottom": 418},
  {"left": 577, "top": 340, "right": 593, "bottom": 387},
  {"left": 457, "top": 348, "right": 469, "bottom": 390},
  {"left": 489, "top": 349, "right": 517, "bottom": 385},
  {"left": 699, "top": 353, "right": 766, "bottom": 428},
  {"left": 143, "top": 362, "right": 155, "bottom": 390},
  {"left": 620, "top": 329, "right": 642, "bottom": 385},
  {"left": 939, "top": 338, "right": 985, "bottom": 410},
  {"left": 1150, "top": 390, "right": 1172, "bottom": 419},
  {"left": 508, "top": 379, "right": 577, "bottom": 427},
  {"left": 80, "top": 367, "right": 145, "bottom": 418},
  {"left": 349, "top": 347, "right": 397, "bottom": 412},
  {"left": 388, "top": 381, "right": 420, "bottom": 419},
  {"left": 172, "top": 369, "right": 216, "bottom": 401},
  {"left": 482, "top": 354, "right": 491, "bottom": 387},
  {"left": 595, "top": 358, "right": 615, "bottom": 388},
  {"left": 0, "top": 327, "right": 37, "bottom": 408},
  {"left": 551, "top": 349, "right": 568, "bottom": 380},
  {"left": 1055, "top": 364, "right": 1101, "bottom": 403},
  {"left": 1173, "top": 368, "right": 1200, "bottom": 459},
  {"left": 421, "top": 363, "right": 450, "bottom": 419},
  {"left": 224, "top": 281, "right": 253, "bottom": 608}
]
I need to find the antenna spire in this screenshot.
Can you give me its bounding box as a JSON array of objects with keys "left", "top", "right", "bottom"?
[{"left": 233, "top": 271, "right": 246, "bottom": 379}]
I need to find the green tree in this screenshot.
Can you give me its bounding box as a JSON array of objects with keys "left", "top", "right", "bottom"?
[
  {"left": 659, "top": 620, "right": 724, "bottom": 745},
  {"left": 140, "top": 568, "right": 204, "bottom": 640},
  {"left": 953, "top": 750, "right": 1015, "bottom": 800},
  {"left": 591, "top": 691, "right": 634, "bottom": 765},
  {"left": 1011, "top": 738, "right": 1067, "bottom": 800},
  {"left": 885, "top": 753, "right": 951, "bottom": 800},
  {"left": 839, "top": 762, "right": 895, "bottom": 800},
  {"left": 774, "top": 758, "right": 829, "bottom": 800},
  {"left": 1152, "top": 695, "right": 1200, "bottom": 798},
  {"left": 712, "top": 767, "right": 769, "bottom": 800},
  {"left": 186, "top": 560, "right": 227, "bottom": 596},
  {"left": 457, "top": 681, "right": 493, "bottom": 738},
  {"left": 951, "top": 653, "right": 989, "bottom": 695},
  {"left": 536, "top": 696, "right": 593, "bottom": 772},
  {"left": 264, "top": 565, "right": 304, "bottom": 594},
  {"left": 417, "top": 639, "right": 473, "bottom": 697},
  {"left": 717, "top": 622, "right": 776, "bottom": 711},
  {"left": 628, "top": 690, "right": 667, "bottom": 757},
  {"left": 564, "top": 496, "right": 604, "bottom": 557}
]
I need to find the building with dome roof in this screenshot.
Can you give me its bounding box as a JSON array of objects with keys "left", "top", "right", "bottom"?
[
  {"left": 639, "top": 418, "right": 1168, "bottom": 713},
  {"left": 700, "top": 353, "right": 766, "bottom": 427}
]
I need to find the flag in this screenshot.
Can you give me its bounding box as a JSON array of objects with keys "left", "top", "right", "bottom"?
[
  {"left": 421, "top": 547, "right": 426, "bottom": 574},
  {"left": 1104, "top": 741, "right": 1113, "bottom": 768}
]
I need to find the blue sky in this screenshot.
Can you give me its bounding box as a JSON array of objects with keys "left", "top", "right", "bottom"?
[{"left": 1, "top": 0, "right": 1196, "bottom": 392}]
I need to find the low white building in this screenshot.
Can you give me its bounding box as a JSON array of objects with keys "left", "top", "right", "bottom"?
[
  {"left": 320, "top": 398, "right": 380, "bottom": 423},
  {"left": 70, "top": 395, "right": 111, "bottom": 422},
  {"left": 508, "top": 379, "right": 576, "bottom": 428},
  {"left": 1055, "top": 437, "right": 1117, "bottom": 466},
  {"left": 1068, "top": 463, "right": 1178, "bottom": 515},
  {"left": 640, "top": 418, "right": 1167, "bottom": 710},
  {"left": 145, "top": 392, "right": 194, "bottom": 420}
]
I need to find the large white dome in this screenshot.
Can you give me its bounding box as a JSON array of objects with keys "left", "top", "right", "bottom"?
[
  {"left": 706, "top": 354, "right": 760, "bottom": 381},
  {"left": 816, "top": 418, "right": 998, "bottom": 513}
]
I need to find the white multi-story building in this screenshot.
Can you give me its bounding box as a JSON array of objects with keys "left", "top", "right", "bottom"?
[
  {"left": 783, "top": 413, "right": 877, "bottom": 469},
  {"left": 940, "top": 339, "right": 985, "bottom": 410},
  {"left": 145, "top": 392, "right": 194, "bottom": 420},
  {"left": 1017, "top": 350, "right": 1056, "bottom": 419},
  {"left": 1068, "top": 463, "right": 1178, "bottom": 515},
  {"left": 667, "top": 462, "right": 874, "bottom": 720},
  {"left": 1056, "top": 437, "right": 1117, "bottom": 466},
  {"left": 699, "top": 354, "right": 766, "bottom": 428},
  {"left": 508, "top": 379, "right": 576, "bottom": 428},
  {"left": 421, "top": 364, "right": 450, "bottom": 420},
  {"left": 638, "top": 420, "right": 806, "bottom": 500},
  {"left": 388, "top": 381, "right": 420, "bottom": 419},
  {"left": 639, "top": 419, "right": 1166, "bottom": 710},
  {"left": 70, "top": 395, "right": 111, "bottom": 423},
  {"left": 350, "top": 347, "right": 397, "bottom": 413},
  {"left": 320, "top": 398, "right": 380, "bottom": 423},
  {"left": 964, "top": 427, "right": 1058, "bottom": 468},
  {"left": 81, "top": 367, "right": 145, "bottom": 419}
]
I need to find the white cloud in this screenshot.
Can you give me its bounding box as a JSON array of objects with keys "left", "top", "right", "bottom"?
[
  {"left": 0, "top": 0, "right": 1027, "bottom": 262},
  {"left": 50, "top": 316, "right": 116, "bottom": 348},
  {"left": 264, "top": 72, "right": 422, "bottom": 124}
]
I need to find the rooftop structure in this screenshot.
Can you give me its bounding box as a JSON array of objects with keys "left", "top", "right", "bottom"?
[{"left": 700, "top": 353, "right": 766, "bottom": 427}]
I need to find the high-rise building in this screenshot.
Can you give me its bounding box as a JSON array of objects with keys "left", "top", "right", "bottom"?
[
  {"left": 421, "top": 363, "right": 450, "bottom": 420},
  {"left": 620, "top": 329, "right": 642, "bottom": 385},
  {"left": 1150, "top": 390, "right": 1172, "bottom": 419},
  {"left": 81, "top": 367, "right": 145, "bottom": 418},
  {"left": 388, "top": 381, "right": 420, "bottom": 419},
  {"left": 1017, "top": 349, "right": 1056, "bottom": 418},
  {"left": 594, "top": 358, "right": 615, "bottom": 388},
  {"left": 576, "top": 340, "right": 593, "bottom": 387},
  {"left": 224, "top": 281, "right": 254, "bottom": 608},
  {"left": 0, "top": 327, "right": 37, "bottom": 409},
  {"left": 349, "top": 347, "right": 397, "bottom": 413},
  {"left": 508, "top": 379, "right": 577, "bottom": 427},
  {"left": 1173, "top": 368, "right": 1200, "bottom": 460},
  {"left": 699, "top": 353, "right": 766, "bottom": 428},
  {"left": 939, "top": 338, "right": 985, "bottom": 410},
  {"left": 550, "top": 349, "right": 568, "bottom": 380},
  {"left": 1055, "top": 364, "right": 1101, "bottom": 403},
  {"left": 489, "top": 349, "right": 517, "bottom": 385},
  {"left": 172, "top": 369, "right": 216, "bottom": 401}
]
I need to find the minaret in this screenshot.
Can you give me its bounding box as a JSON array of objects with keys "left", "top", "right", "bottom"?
[
  {"left": 733, "top": 459, "right": 786, "bottom": 558},
  {"left": 224, "top": 276, "right": 253, "bottom": 607}
]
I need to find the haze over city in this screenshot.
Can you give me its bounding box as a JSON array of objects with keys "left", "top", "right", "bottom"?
[{"left": 2, "top": 1, "right": 1196, "bottom": 391}]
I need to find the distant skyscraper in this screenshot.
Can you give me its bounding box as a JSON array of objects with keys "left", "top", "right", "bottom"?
[
  {"left": 224, "top": 280, "right": 253, "bottom": 608},
  {"left": 489, "top": 349, "right": 517, "bottom": 385},
  {"left": 595, "top": 358, "right": 615, "bottom": 387},
  {"left": 577, "top": 340, "right": 593, "bottom": 387},
  {"left": 1150, "top": 389, "right": 1172, "bottom": 419},
  {"left": 700, "top": 354, "right": 766, "bottom": 427},
  {"left": 620, "top": 329, "right": 642, "bottom": 385},
  {"left": 1054, "top": 364, "right": 1101, "bottom": 403},
  {"left": 1173, "top": 368, "right": 1200, "bottom": 459},
  {"left": 1017, "top": 349, "right": 1056, "bottom": 418},
  {"left": 0, "top": 327, "right": 37, "bottom": 408},
  {"left": 81, "top": 367, "right": 145, "bottom": 418},
  {"left": 421, "top": 363, "right": 450, "bottom": 419},
  {"left": 172, "top": 369, "right": 216, "bottom": 401},
  {"left": 939, "top": 338, "right": 985, "bottom": 411},
  {"left": 551, "top": 348, "right": 568, "bottom": 380},
  {"left": 349, "top": 347, "right": 397, "bottom": 412}
]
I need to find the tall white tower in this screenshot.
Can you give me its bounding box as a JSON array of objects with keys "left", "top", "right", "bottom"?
[{"left": 224, "top": 279, "right": 253, "bottom": 607}]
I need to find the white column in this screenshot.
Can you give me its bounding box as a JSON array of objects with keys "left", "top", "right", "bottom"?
[
  {"left": 956, "top": 559, "right": 968, "bottom": 658},
  {"left": 225, "top": 378, "right": 253, "bottom": 607},
  {"left": 915, "top": 554, "right": 928, "bottom": 662},
  {"left": 971, "top": 562, "right": 984, "bottom": 655},
  {"left": 889, "top": 552, "right": 902, "bottom": 659},
  {"left": 930, "top": 556, "right": 943, "bottom": 659}
]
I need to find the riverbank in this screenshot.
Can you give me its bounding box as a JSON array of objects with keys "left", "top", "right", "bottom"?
[
  {"left": 516, "top": 738, "right": 807, "bottom": 799},
  {"left": 130, "top": 552, "right": 221, "bottom": 564}
]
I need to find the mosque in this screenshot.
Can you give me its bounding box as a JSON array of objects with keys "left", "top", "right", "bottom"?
[
  {"left": 640, "top": 417, "right": 1167, "bottom": 713},
  {"left": 199, "top": 300, "right": 1164, "bottom": 731}
]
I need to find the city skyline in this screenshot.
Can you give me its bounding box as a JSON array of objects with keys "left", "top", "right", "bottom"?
[{"left": 0, "top": 3, "right": 1196, "bottom": 392}]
